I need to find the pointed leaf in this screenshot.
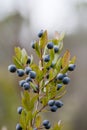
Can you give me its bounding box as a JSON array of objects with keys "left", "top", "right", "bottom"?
[
  {"left": 70, "top": 56, "right": 76, "bottom": 64},
  {"left": 62, "top": 50, "right": 70, "bottom": 68},
  {"left": 40, "top": 30, "right": 48, "bottom": 48},
  {"left": 15, "top": 47, "right": 21, "bottom": 60},
  {"left": 13, "top": 56, "right": 24, "bottom": 69},
  {"left": 35, "top": 115, "right": 42, "bottom": 128},
  {"left": 21, "top": 48, "right": 28, "bottom": 64}
]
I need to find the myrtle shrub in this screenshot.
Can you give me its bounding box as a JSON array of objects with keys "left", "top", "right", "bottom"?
[{"left": 8, "top": 30, "right": 76, "bottom": 130}]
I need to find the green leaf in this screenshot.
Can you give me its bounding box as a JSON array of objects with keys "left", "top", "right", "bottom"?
[
  {"left": 15, "top": 47, "right": 21, "bottom": 60},
  {"left": 19, "top": 110, "right": 26, "bottom": 129},
  {"left": 26, "top": 111, "right": 32, "bottom": 125},
  {"left": 35, "top": 42, "right": 41, "bottom": 57},
  {"left": 13, "top": 47, "right": 28, "bottom": 69},
  {"left": 35, "top": 115, "right": 42, "bottom": 128},
  {"left": 21, "top": 48, "right": 28, "bottom": 64},
  {"left": 62, "top": 50, "right": 70, "bottom": 68},
  {"left": 22, "top": 91, "right": 31, "bottom": 111},
  {"left": 70, "top": 56, "right": 76, "bottom": 64},
  {"left": 41, "top": 96, "right": 48, "bottom": 106},
  {"left": 49, "top": 49, "right": 55, "bottom": 61},
  {"left": 30, "top": 63, "right": 44, "bottom": 82},
  {"left": 52, "top": 122, "right": 62, "bottom": 130},
  {"left": 30, "top": 82, "right": 37, "bottom": 91},
  {"left": 40, "top": 30, "right": 48, "bottom": 49},
  {"left": 13, "top": 56, "right": 24, "bottom": 69},
  {"left": 58, "top": 41, "right": 63, "bottom": 53},
  {"left": 30, "top": 95, "right": 39, "bottom": 110},
  {"left": 50, "top": 86, "right": 57, "bottom": 99},
  {"left": 55, "top": 57, "right": 62, "bottom": 73}
]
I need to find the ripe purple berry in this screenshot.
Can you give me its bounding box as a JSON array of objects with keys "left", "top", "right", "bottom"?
[
  {"left": 43, "top": 120, "right": 49, "bottom": 126},
  {"left": 8, "top": 64, "right": 16, "bottom": 73},
  {"left": 31, "top": 41, "right": 36, "bottom": 49},
  {"left": 17, "top": 69, "right": 25, "bottom": 77},
  {"left": 68, "top": 64, "right": 76, "bottom": 71},
  {"left": 55, "top": 100, "right": 63, "bottom": 108},
  {"left": 48, "top": 100, "right": 55, "bottom": 106},
  {"left": 25, "top": 67, "right": 32, "bottom": 75},
  {"left": 47, "top": 42, "right": 54, "bottom": 49},
  {"left": 62, "top": 77, "right": 70, "bottom": 84},
  {"left": 29, "top": 71, "right": 36, "bottom": 79},
  {"left": 16, "top": 123, "right": 22, "bottom": 130},
  {"left": 43, "top": 55, "right": 50, "bottom": 62},
  {"left": 26, "top": 56, "right": 31, "bottom": 64},
  {"left": 19, "top": 80, "right": 26, "bottom": 87},
  {"left": 57, "top": 84, "right": 63, "bottom": 90},
  {"left": 38, "top": 30, "right": 43, "bottom": 38},
  {"left": 25, "top": 77, "right": 32, "bottom": 82},
  {"left": 45, "top": 123, "right": 51, "bottom": 129},
  {"left": 57, "top": 73, "right": 64, "bottom": 80},
  {"left": 50, "top": 105, "right": 58, "bottom": 112},
  {"left": 54, "top": 45, "right": 59, "bottom": 53},
  {"left": 23, "top": 82, "right": 30, "bottom": 90},
  {"left": 17, "top": 106, "right": 23, "bottom": 114}
]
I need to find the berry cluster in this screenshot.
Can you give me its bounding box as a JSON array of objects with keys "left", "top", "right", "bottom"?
[
  {"left": 8, "top": 30, "right": 76, "bottom": 130},
  {"left": 8, "top": 64, "right": 36, "bottom": 91},
  {"left": 48, "top": 100, "right": 63, "bottom": 112}
]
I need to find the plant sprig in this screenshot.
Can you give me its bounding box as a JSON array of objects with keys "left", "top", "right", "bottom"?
[{"left": 8, "top": 30, "right": 76, "bottom": 130}]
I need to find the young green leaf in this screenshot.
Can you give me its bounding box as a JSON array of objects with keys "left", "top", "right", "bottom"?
[
  {"left": 62, "top": 50, "right": 70, "bottom": 68},
  {"left": 39, "top": 30, "right": 48, "bottom": 49}
]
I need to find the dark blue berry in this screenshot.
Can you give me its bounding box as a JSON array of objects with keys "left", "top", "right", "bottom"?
[
  {"left": 68, "top": 64, "right": 76, "bottom": 71},
  {"left": 43, "top": 55, "right": 50, "bottom": 62},
  {"left": 55, "top": 100, "right": 63, "bottom": 108},
  {"left": 56, "top": 73, "right": 64, "bottom": 80},
  {"left": 26, "top": 57, "right": 31, "bottom": 64},
  {"left": 48, "top": 100, "right": 55, "bottom": 106},
  {"left": 57, "top": 84, "right": 63, "bottom": 90},
  {"left": 29, "top": 71, "right": 36, "bottom": 79},
  {"left": 62, "top": 77, "right": 70, "bottom": 84},
  {"left": 50, "top": 105, "right": 58, "bottom": 112},
  {"left": 25, "top": 67, "right": 32, "bottom": 75},
  {"left": 54, "top": 45, "right": 59, "bottom": 53},
  {"left": 45, "top": 123, "right": 51, "bottom": 129},
  {"left": 47, "top": 42, "right": 54, "bottom": 49},
  {"left": 8, "top": 64, "right": 16, "bottom": 73},
  {"left": 19, "top": 80, "right": 26, "bottom": 87},
  {"left": 25, "top": 77, "right": 32, "bottom": 82},
  {"left": 16, "top": 123, "right": 22, "bottom": 130},
  {"left": 17, "top": 69, "right": 25, "bottom": 77},
  {"left": 17, "top": 106, "right": 23, "bottom": 114},
  {"left": 31, "top": 41, "right": 36, "bottom": 49},
  {"left": 38, "top": 30, "right": 43, "bottom": 38},
  {"left": 23, "top": 82, "right": 30, "bottom": 90},
  {"left": 43, "top": 120, "right": 49, "bottom": 126}
]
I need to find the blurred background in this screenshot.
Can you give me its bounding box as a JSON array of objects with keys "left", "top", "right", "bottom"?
[{"left": 0, "top": 0, "right": 87, "bottom": 130}]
